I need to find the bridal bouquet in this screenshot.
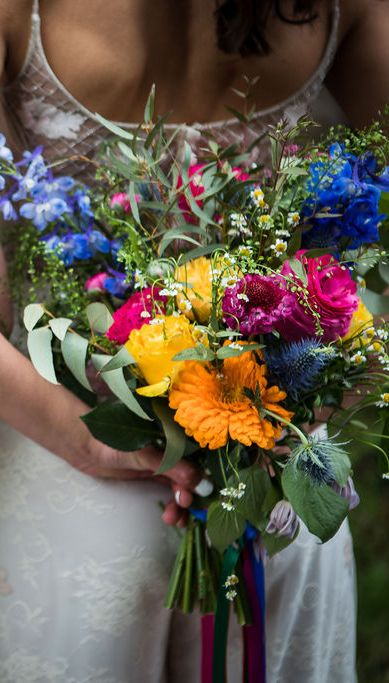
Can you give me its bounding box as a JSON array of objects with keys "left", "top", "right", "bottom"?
[{"left": 2, "top": 99, "right": 388, "bottom": 681}]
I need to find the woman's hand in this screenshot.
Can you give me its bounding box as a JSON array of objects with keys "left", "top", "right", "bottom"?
[
  {"left": 70, "top": 438, "right": 204, "bottom": 526},
  {"left": 0, "top": 333, "right": 205, "bottom": 526}
]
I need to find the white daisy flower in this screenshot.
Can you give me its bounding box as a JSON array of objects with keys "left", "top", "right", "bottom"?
[{"left": 376, "top": 392, "right": 389, "bottom": 408}]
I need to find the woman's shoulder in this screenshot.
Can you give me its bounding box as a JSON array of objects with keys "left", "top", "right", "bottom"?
[{"left": 338, "top": 0, "right": 389, "bottom": 41}]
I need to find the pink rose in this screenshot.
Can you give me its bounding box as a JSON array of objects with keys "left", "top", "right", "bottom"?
[
  {"left": 277, "top": 251, "right": 358, "bottom": 342},
  {"left": 85, "top": 272, "right": 109, "bottom": 292},
  {"left": 110, "top": 192, "right": 140, "bottom": 213},
  {"left": 106, "top": 287, "right": 167, "bottom": 345}
]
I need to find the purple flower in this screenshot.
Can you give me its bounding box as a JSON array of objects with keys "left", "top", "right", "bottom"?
[
  {"left": 265, "top": 501, "right": 299, "bottom": 539},
  {"left": 331, "top": 476, "right": 360, "bottom": 510},
  {"left": 222, "top": 274, "right": 296, "bottom": 335}
]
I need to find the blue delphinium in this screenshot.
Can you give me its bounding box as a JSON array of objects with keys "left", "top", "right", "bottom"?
[
  {"left": 265, "top": 338, "right": 336, "bottom": 401},
  {"left": 302, "top": 144, "right": 387, "bottom": 250}
]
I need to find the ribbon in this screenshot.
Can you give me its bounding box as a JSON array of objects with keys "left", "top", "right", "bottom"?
[
  {"left": 242, "top": 541, "right": 266, "bottom": 683},
  {"left": 213, "top": 544, "right": 241, "bottom": 683},
  {"left": 201, "top": 614, "right": 215, "bottom": 683}
]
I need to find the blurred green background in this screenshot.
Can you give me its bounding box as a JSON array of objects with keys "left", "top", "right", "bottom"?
[{"left": 349, "top": 436, "right": 389, "bottom": 683}]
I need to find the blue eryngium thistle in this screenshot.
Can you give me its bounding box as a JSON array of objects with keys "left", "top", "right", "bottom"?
[
  {"left": 265, "top": 338, "right": 336, "bottom": 400},
  {"left": 289, "top": 437, "right": 351, "bottom": 486}
]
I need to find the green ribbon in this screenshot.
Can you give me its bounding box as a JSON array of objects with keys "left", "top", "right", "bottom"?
[{"left": 213, "top": 544, "right": 241, "bottom": 683}]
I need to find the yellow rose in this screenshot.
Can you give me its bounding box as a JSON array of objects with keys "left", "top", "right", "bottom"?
[
  {"left": 125, "top": 315, "right": 199, "bottom": 396},
  {"left": 342, "top": 299, "right": 374, "bottom": 345},
  {"left": 175, "top": 255, "right": 239, "bottom": 324}
]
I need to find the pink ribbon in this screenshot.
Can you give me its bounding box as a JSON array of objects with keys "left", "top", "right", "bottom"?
[{"left": 201, "top": 614, "right": 215, "bottom": 683}]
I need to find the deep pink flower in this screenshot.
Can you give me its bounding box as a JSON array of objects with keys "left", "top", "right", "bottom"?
[
  {"left": 85, "top": 272, "right": 109, "bottom": 292},
  {"left": 278, "top": 250, "right": 359, "bottom": 342},
  {"left": 222, "top": 274, "right": 296, "bottom": 335},
  {"left": 110, "top": 192, "right": 140, "bottom": 213},
  {"left": 177, "top": 164, "right": 249, "bottom": 223},
  {"left": 177, "top": 164, "right": 205, "bottom": 224},
  {"left": 106, "top": 287, "right": 167, "bottom": 345},
  {"left": 232, "top": 166, "right": 250, "bottom": 182}
]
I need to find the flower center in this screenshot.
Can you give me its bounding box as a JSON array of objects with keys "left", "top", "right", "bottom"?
[{"left": 245, "top": 278, "right": 284, "bottom": 313}]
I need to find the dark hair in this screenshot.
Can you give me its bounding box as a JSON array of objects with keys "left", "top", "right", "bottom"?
[{"left": 215, "top": 0, "right": 320, "bottom": 57}]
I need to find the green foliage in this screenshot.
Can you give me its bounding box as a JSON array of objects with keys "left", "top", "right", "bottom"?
[
  {"left": 152, "top": 399, "right": 187, "bottom": 473},
  {"left": 282, "top": 465, "right": 349, "bottom": 542},
  {"left": 81, "top": 401, "right": 159, "bottom": 451},
  {"left": 206, "top": 502, "right": 246, "bottom": 554}
]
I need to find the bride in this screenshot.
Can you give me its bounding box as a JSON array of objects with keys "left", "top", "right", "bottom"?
[{"left": 0, "top": 1, "right": 387, "bottom": 681}]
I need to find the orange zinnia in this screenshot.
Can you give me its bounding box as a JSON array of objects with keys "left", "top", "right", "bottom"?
[{"left": 169, "top": 350, "right": 293, "bottom": 450}]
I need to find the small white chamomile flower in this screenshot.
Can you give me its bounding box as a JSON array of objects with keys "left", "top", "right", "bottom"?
[
  {"left": 376, "top": 392, "right": 389, "bottom": 408},
  {"left": 350, "top": 352, "right": 367, "bottom": 365},
  {"left": 287, "top": 211, "right": 300, "bottom": 227},
  {"left": 270, "top": 238, "right": 288, "bottom": 255}
]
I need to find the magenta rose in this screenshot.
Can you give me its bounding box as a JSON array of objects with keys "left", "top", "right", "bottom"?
[
  {"left": 222, "top": 273, "right": 296, "bottom": 335},
  {"left": 106, "top": 287, "right": 167, "bottom": 345},
  {"left": 277, "top": 251, "right": 358, "bottom": 342}
]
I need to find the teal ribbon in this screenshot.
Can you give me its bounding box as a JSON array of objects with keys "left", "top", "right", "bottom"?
[{"left": 213, "top": 544, "right": 241, "bottom": 683}]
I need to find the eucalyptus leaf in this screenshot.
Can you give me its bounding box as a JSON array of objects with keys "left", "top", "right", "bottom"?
[
  {"left": 361, "top": 288, "right": 389, "bottom": 315},
  {"left": 86, "top": 302, "right": 114, "bottom": 334},
  {"left": 152, "top": 399, "right": 186, "bottom": 473},
  {"left": 61, "top": 332, "right": 92, "bottom": 391},
  {"left": 282, "top": 465, "right": 349, "bottom": 542},
  {"left": 172, "top": 345, "right": 215, "bottom": 362},
  {"left": 379, "top": 261, "right": 389, "bottom": 286},
  {"left": 92, "top": 353, "right": 151, "bottom": 420},
  {"left": 216, "top": 343, "right": 263, "bottom": 360},
  {"left": 206, "top": 501, "right": 246, "bottom": 554},
  {"left": 24, "top": 303, "right": 45, "bottom": 332},
  {"left": 100, "top": 346, "right": 135, "bottom": 372},
  {"left": 27, "top": 326, "right": 58, "bottom": 384},
  {"left": 49, "top": 317, "right": 72, "bottom": 341},
  {"left": 81, "top": 402, "right": 159, "bottom": 451}
]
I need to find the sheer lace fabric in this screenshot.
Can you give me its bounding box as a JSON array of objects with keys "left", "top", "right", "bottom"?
[{"left": 0, "top": 1, "right": 357, "bottom": 681}]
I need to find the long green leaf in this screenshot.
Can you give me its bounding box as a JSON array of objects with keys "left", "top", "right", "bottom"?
[
  {"left": 178, "top": 243, "right": 227, "bottom": 265},
  {"left": 95, "top": 113, "right": 135, "bottom": 140},
  {"left": 152, "top": 399, "right": 187, "bottom": 473}
]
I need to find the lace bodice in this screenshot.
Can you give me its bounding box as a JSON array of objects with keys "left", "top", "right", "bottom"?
[{"left": 3, "top": 0, "right": 340, "bottom": 175}]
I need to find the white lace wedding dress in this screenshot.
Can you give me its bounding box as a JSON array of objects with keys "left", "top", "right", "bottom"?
[{"left": 0, "top": 1, "right": 357, "bottom": 681}]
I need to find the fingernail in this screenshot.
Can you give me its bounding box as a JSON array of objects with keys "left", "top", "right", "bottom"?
[
  {"left": 194, "top": 478, "right": 214, "bottom": 497},
  {"left": 175, "top": 490, "right": 181, "bottom": 506}
]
